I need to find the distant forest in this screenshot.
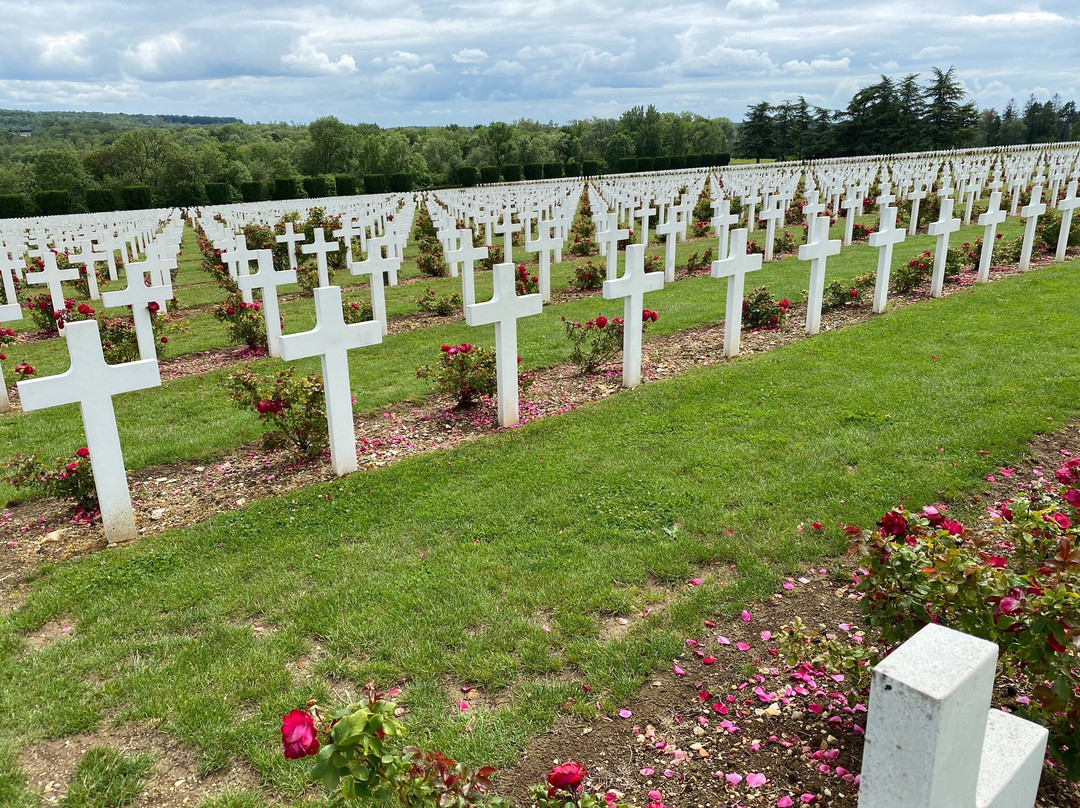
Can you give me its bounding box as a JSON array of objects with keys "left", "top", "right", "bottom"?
[{"left": 0, "top": 66, "right": 1076, "bottom": 217}]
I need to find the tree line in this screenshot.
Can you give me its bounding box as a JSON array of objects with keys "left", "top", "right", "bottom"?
[
  {"left": 0, "top": 66, "right": 1077, "bottom": 217},
  {"left": 738, "top": 67, "right": 1080, "bottom": 160}
]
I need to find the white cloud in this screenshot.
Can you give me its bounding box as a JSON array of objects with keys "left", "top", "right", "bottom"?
[
  {"left": 38, "top": 33, "right": 91, "bottom": 67},
  {"left": 281, "top": 39, "right": 356, "bottom": 75},
  {"left": 724, "top": 0, "right": 779, "bottom": 17},
  {"left": 699, "top": 45, "right": 775, "bottom": 71},
  {"left": 482, "top": 60, "right": 525, "bottom": 76},
  {"left": 123, "top": 34, "right": 183, "bottom": 74},
  {"left": 517, "top": 45, "right": 555, "bottom": 60},
  {"left": 452, "top": 48, "right": 488, "bottom": 64},
  {"left": 388, "top": 50, "right": 420, "bottom": 65},
  {"left": 913, "top": 45, "right": 961, "bottom": 60},
  {"left": 961, "top": 11, "right": 1073, "bottom": 27},
  {"left": 783, "top": 56, "right": 850, "bottom": 74}
]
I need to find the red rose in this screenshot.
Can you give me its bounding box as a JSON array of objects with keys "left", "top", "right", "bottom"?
[
  {"left": 941, "top": 519, "right": 964, "bottom": 535},
  {"left": 879, "top": 510, "right": 908, "bottom": 538},
  {"left": 226, "top": 306, "right": 235, "bottom": 316},
  {"left": 257, "top": 401, "right": 271, "bottom": 414},
  {"left": 1065, "top": 488, "right": 1080, "bottom": 507},
  {"left": 76, "top": 447, "right": 89, "bottom": 458},
  {"left": 595, "top": 315, "right": 608, "bottom": 329},
  {"left": 66, "top": 462, "right": 78, "bottom": 472},
  {"left": 148, "top": 301, "right": 160, "bottom": 313},
  {"left": 281, "top": 710, "right": 320, "bottom": 759},
  {"left": 1051, "top": 513, "right": 1071, "bottom": 531},
  {"left": 440, "top": 345, "right": 451, "bottom": 352},
  {"left": 78, "top": 304, "right": 94, "bottom": 315},
  {"left": 548, "top": 761, "right": 587, "bottom": 791},
  {"left": 160, "top": 337, "right": 168, "bottom": 344},
  {"left": 811, "top": 522, "right": 823, "bottom": 531}
]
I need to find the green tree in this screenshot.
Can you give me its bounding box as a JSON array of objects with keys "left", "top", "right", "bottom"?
[{"left": 480, "top": 122, "right": 515, "bottom": 171}]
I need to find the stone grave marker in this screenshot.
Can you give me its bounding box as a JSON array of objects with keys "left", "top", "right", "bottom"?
[
  {"left": 711, "top": 228, "right": 762, "bottom": 358},
  {"left": 236, "top": 249, "right": 296, "bottom": 357},
  {"left": 278, "top": 285, "right": 382, "bottom": 476},
  {"left": 977, "top": 192, "right": 1007, "bottom": 283},
  {"left": 26, "top": 248, "right": 79, "bottom": 313},
  {"left": 858, "top": 623, "right": 1047, "bottom": 808},
  {"left": 0, "top": 300, "right": 21, "bottom": 411},
  {"left": 464, "top": 262, "right": 543, "bottom": 428},
  {"left": 444, "top": 228, "right": 488, "bottom": 307},
  {"left": 710, "top": 197, "right": 738, "bottom": 261},
  {"left": 603, "top": 243, "right": 664, "bottom": 389},
  {"left": 1018, "top": 182, "right": 1047, "bottom": 272},
  {"left": 300, "top": 228, "right": 341, "bottom": 288},
  {"left": 524, "top": 220, "right": 560, "bottom": 303},
  {"left": 927, "top": 196, "right": 962, "bottom": 298},
  {"left": 276, "top": 221, "right": 307, "bottom": 272},
  {"left": 100, "top": 266, "right": 170, "bottom": 362},
  {"left": 655, "top": 204, "right": 681, "bottom": 282},
  {"left": 17, "top": 319, "right": 161, "bottom": 543},
  {"left": 798, "top": 215, "right": 841, "bottom": 335},
  {"left": 868, "top": 206, "right": 907, "bottom": 313},
  {"left": 1054, "top": 178, "right": 1079, "bottom": 262}
]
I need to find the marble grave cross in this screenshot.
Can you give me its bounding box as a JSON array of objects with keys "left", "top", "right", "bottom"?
[
  {"left": 100, "top": 267, "right": 170, "bottom": 361},
  {"left": 927, "top": 196, "right": 961, "bottom": 298},
  {"left": 711, "top": 229, "right": 762, "bottom": 358},
  {"left": 603, "top": 243, "right": 663, "bottom": 389},
  {"left": 1018, "top": 183, "right": 1047, "bottom": 272},
  {"left": 300, "top": 228, "right": 341, "bottom": 288},
  {"left": 798, "top": 215, "right": 842, "bottom": 335},
  {"left": 276, "top": 222, "right": 307, "bottom": 272},
  {"left": 1054, "top": 179, "right": 1079, "bottom": 262},
  {"left": 977, "top": 192, "right": 1007, "bottom": 283},
  {"left": 278, "top": 285, "right": 382, "bottom": 476},
  {"left": 868, "top": 206, "right": 907, "bottom": 313},
  {"left": 464, "top": 262, "right": 543, "bottom": 428},
  {"left": 17, "top": 320, "right": 161, "bottom": 542},
  {"left": 444, "top": 228, "right": 488, "bottom": 307},
  {"left": 236, "top": 249, "right": 297, "bottom": 357}
]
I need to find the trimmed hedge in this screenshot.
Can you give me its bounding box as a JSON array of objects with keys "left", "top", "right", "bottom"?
[
  {"left": 36, "top": 190, "right": 72, "bottom": 216},
  {"left": 543, "top": 162, "right": 563, "bottom": 179},
  {"left": 617, "top": 157, "right": 638, "bottom": 173},
  {"left": 241, "top": 181, "right": 264, "bottom": 202},
  {"left": 565, "top": 161, "right": 581, "bottom": 178},
  {"left": 388, "top": 173, "right": 411, "bottom": 193},
  {"left": 637, "top": 157, "right": 654, "bottom": 172},
  {"left": 303, "top": 176, "right": 330, "bottom": 199},
  {"left": 121, "top": 186, "right": 152, "bottom": 210},
  {"left": 86, "top": 188, "right": 118, "bottom": 213},
  {"left": 523, "top": 163, "right": 543, "bottom": 181},
  {"left": 670, "top": 155, "right": 687, "bottom": 169},
  {"left": 653, "top": 156, "right": 671, "bottom": 171},
  {"left": 457, "top": 166, "right": 479, "bottom": 187},
  {"left": 582, "top": 160, "right": 602, "bottom": 177},
  {"left": 273, "top": 178, "right": 302, "bottom": 200},
  {"left": 335, "top": 176, "right": 357, "bottom": 196},
  {"left": 502, "top": 164, "right": 523, "bottom": 182},
  {"left": 205, "top": 183, "right": 231, "bottom": 205},
  {"left": 480, "top": 165, "right": 500, "bottom": 184},
  {"left": 0, "top": 195, "right": 26, "bottom": 219},
  {"left": 363, "top": 175, "right": 387, "bottom": 194}
]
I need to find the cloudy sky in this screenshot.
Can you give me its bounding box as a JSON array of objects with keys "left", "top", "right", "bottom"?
[{"left": 1, "top": 0, "right": 1078, "bottom": 127}]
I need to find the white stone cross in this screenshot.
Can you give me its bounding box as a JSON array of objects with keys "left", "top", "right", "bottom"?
[
  {"left": 69, "top": 240, "right": 105, "bottom": 300},
  {"left": 798, "top": 215, "right": 842, "bottom": 335},
  {"left": 17, "top": 319, "right": 160, "bottom": 542},
  {"left": 858, "top": 623, "right": 1047, "bottom": 808},
  {"left": 464, "top": 262, "right": 543, "bottom": 428},
  {"left": 276, "top": 221, "right": 307, "bottom": 272},
  {"left": 635, "top": 197, "right": 657, "bottom": 246},
  {"left": 100, "top": 268, "right": 170, "bottom": 362},
  {"left": 1054, "top": 179, "right": 1079, "bottom": 262},
  {"left": 908, "top": 182, "right": 927, "bottom": 236},
  {"left": 222, "top": 241, "right": 255, "bottom": 305},
  {"left": 0, "top": 300, "right": 22, "bottom": 412},
  {"left": 868, "top": 206, "right": 908, "bottom": 313},
  {"left": 743, "top": 188, "right": 762, "bottom": 232},
  {"left": 524, "top": 220, "right": 560, "bottom": 302},
  {"left": 496, "top": 211, "right": 522, "bottom": 260},
  {"left": 711, "top": 198, "right": 738, "bottom": 261},
  {"left": 445, "top": 228, "right": 488, "bottom": 307},
  {"left": 236, "top": 248, "right": 297, "bottom": 357},
  {"left": 333, "top": 219, "right": 361, "bottom": 268},
  {"left": 977, "top": 192, "right": 1007, "bottom": 283},
  {"left": 759, "top": 197, "right": 785, "bottom": 262},
  {"left": 1018, "top": 184, "right": 1047, "bottom": 271},
  {"left": 603, "top": 243, "right": 664, "bottom": 389},
  {"left": 711, "top": 229, "right": 762, "bottom": 358},
  {"left": 26, "top": 249, "right": 79, "bottom": 311},
  {"left": 0, "top": 250, "right": 23, "bottom": 306},
  {"left": 927, "top": 196, "right": 962, "bottom": 298},
  {"left": 841, "top": 189, "right": 861, "bottom": 246},
  {"left": 349, "top": 242, "right": 397, "bottom": 337},
  {"left": 655, "top": 205, "right": 681, "bottom": 282},
  {"left": 300, "top": 228, "right": 341, "bottom": 288},
  {"left": 596, "top": 213, "right": 629, "bottom": 280},
  {"left": 278, "top": 285, "right": 382, "bottom": 476}
]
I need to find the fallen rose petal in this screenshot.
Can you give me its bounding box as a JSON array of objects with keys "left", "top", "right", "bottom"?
[
  {"left": 703, "top": 656, "right": 716, "bottom": 665},
  {"left": 801, "top": 796, "right": 817, "bottom": 805},
  {"left": 777, "top": 798, "right": 794, "bottom": 808},
  {"left": 648, "top": 791, "right": 663, "bottom": 802},
  {"left": 726, "top": 773, "right": 743, "bottom": 785},
  {"left": 717, "top": 636, "right": 731, "bottom": 645},
  {"left": 618, "top": 709, "right": 632, "bottom": 719},
  {"left": 736, "top": 642, "right": 751, "bottom": 651},
  {"left": 741, "top": 610, "right": 752, "bottom": 622},
  {"left": 640, "top": 768, "right": 654, "bottom": 776},
  {"left": 760, "top": 631, "right": 772, "bottom": 641},
  {"left": 782, "top": 582, "right": 794, "bottom": 590},
  {"left": 673, "top": 664, "right": 686, "bottom": 675},
  {"left": 458, "top": 701, "right": 469, "bottom": 711},
  {"left": 746, "top": 773, "right": 767, "bottom": 787}
]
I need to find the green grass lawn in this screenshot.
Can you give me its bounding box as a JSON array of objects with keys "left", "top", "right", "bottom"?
[{"left": 1, "top": 250, "right": 1078, "bottom": 806}]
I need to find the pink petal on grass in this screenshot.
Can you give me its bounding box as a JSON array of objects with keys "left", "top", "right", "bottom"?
[
  {"left": 542, "top": 624, "right": 551, "bottom": 633},
  {"left": 782, "top": 582, "right": 794, "bottom": 590},
  {"left": 987, "top": 475, "right": 997, "bottom": 482},
  {"left": 673, "top": 664, "right": 686, "bottom": 675},
  {"left": 618, "top": 709, "right": 632, "bottom": 719},
  {"left": 746, "top": 773, "right": 767, "bottom": 787},
  {"left": 741, "top": 610, "right": 753, "bottom": 622},
  {"left": 689, "top": 578, "right": 703, "bottom": 586},
  {"left": 458, "top": 701, "right": 469, "bottom": 711}
]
